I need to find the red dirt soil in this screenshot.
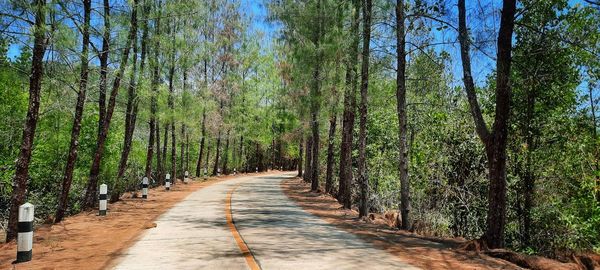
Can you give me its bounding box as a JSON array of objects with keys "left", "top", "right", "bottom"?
[
  {"left": 0, "top": 173, "right": 251, "bottom": 270},
  {"left": 280, "top": 177, "right": 588, "bottom": 270}
]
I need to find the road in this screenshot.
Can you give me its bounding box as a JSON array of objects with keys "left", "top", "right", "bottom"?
[{"left": 112, "top": 172, "right": 418, "bottom": 270}]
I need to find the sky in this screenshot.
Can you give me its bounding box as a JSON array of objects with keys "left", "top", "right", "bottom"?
[{"left": 4, "top": 0, "right": 596, "bottom": 93}]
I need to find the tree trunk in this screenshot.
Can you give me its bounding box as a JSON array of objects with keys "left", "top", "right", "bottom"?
[
  {"left": 205, "top": 138, "right": 211, "bottom": 174},
  {"left": 239, "top": 135, "right": 244, "bottom": 172},
  {"left": 304, "top": 135, "right": 313, "bottom": 183},
  {"left": 457, "top": 0, "right": 516, "bottom": 248},
  {"left": 358, "top": 0, "right": 373, "bottom": 218},
  {"left": 167, "top": 34, "right": 176, "bottom": 183},
  {"left": 395, "top": 0, "right": 410, "bottom": 230},
  {"left": 325, "top": 0, "right": 344, "bottom": 195},
  {"left": 171, "top": 121, "right": 176, "bottom": 182},
  {"left": 338, "top": 0, "right": 360, "bottom": 209},
  {"left": 271, "top": 138, "right": 276, "bottom": 170},
  {"left": 223, "top": 130, "right": 230, "bottom": 174},
  {"left": 185, "top": 133, "right": 190, "bottom": 173},
  {"left": 213, "top": 130, "right": 222, "bottom": 175},
  {"left": 6, "top": 0, "right": 47, "bottom": 242},
  {"left": 145, "top": 0, "right": 162, "bottom": 180},
  {"left": 84, "top": 0, "right": 138, "bottom": 208},
  {"left": 162, "top": 121, "right": 168, "bottom": 174},
  {"left": 310, "top": 0, "right": 323, "bottom": 192},
  {"left": 156, "top": 120, "right": 163, "bottom": 184},
  {"left": 98, "top": 0, "right": 110, "bottom": 140},
  {"left": 180, "top": 124, "right": 185, "bottom": 177},
  {"left": 195, "top": 109, "right": 206, "bottom": 177},
  {"left": 298, "top": 136, "right": 303, "bottom": 177},
  {"left": 325, "top": 114, "right": 337, "bottom": 194},
  {"left": 231, "top": 137, "right": 237, "bottom": 171},
  {"left": 180, "top": 69, "right": 188, "bottom": 178},
  {"left": 114, "top": 0, "right": 146, "bottom": 202},
  {"left": 55, "top": 0, "right": 91, "bottom": 223}
]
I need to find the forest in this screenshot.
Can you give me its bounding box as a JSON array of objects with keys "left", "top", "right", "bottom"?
[{"left": 1, "top": 0, "right": 599, "bottom": 262}]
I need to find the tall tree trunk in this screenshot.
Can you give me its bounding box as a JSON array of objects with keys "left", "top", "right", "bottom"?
[
  {"left": 223, "top": 130, "right": 230, "bottom": 174},
  {"left": 325, "top": 114, "right": 337, "bottom": 194},
  {"left": 171, "top": 120, "right": 176, "bottom": 182},
  {"left": 324, "top": 0, "right": 344, "bottom": 195},
  {"left": 195, "top": 108, "right": 206, "bottom": 177},
  {"left": 457, "top": 0, "right": 516, "bottom": 248},
  {"left": 6, "top": 0, "right": 47, "bottom": 242},
  {"left": 180, "top": 69, "right": 188, "bottom": 177},
  {"left": 310, "top": 0, "right": 323, "bottom": 192},
  {"left": 239, "top": 135, "right": 244, "bottom": 172},
  {"left": 298, "top": 136, "right": 303, "bottom": 177},
  {"left": 98, "top": 0, "right": 110, "bottom": 139},
  {"left": 358, "top": 0, "right": 373, "bottom": 218},
  {"left": 213, "top": 130, "right": 222, "bottom": 175},
  {"left": 338, "top": 0, "right": 360, "bottom": 209},
  {"left": 205, "top": 138, "right": 211, "bottom": 175},
  {"left": 395, "top": 0, "right": 410, "bottom": 230},
  {"left": 55, "top": 0, "right": 92, "bottom": 223},
  {"left": 271, "top": 138, "right": 276, "bottom": 169},
  {"left": 145, "top": 0, "right": 162, "bottom": 180},
  {"left": 84, "top": 0, "right": 138, "bottom": 208},
  {"left": 167, "top": 30, "right": 176, "bottom": 183},
  {"left": 185, "top": 133, "right": 190, "bottom": 173},
  {"left": 162, "top": 121, "right": 168, "bottom": 174},
  {"left": 156, "top": 120, "right": 163, "bottom": 184},
  {"left": 114, "top": 0, "right": 147, "bottom": 202},
  {"left": 231, "top": 137, "right": 237, "bottom": 171},
  {"left": 180, "top": 124, "right": 185, "bottom": 177},
  {"left": 304, "top": 135, "right": 313, "bottom": 183}
]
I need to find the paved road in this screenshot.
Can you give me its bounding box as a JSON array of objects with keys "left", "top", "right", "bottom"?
[{"left": 112, "top": 172, "right": 418, "bottom": 270}]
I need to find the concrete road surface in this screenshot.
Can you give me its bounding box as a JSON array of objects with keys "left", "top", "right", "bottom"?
[{"left": 112, "top": 172, "right": 418, "bottom": 270}]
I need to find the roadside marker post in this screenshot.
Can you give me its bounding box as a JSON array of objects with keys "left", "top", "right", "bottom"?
[
  {"left": 234, "top": 168, "right": 237, "bottom": 175},
  {"left": 217, "top": 168, "right": 221, "bottom": 176},
  {"left": 256, "top": 167, "right": 258, "bottom": 173},
  {"left": 203, "top": 167, "right": 208, "bottom": 180},
  {"left": 184, "top": 171, "right": 189, "bottom": 184},
  {"left": 142, "top": 177, "right": 148, "bottom": 199},
  {"left": 16, "top": 202, "right": 34, "bottom": 263},
  {"left": 99, "top": 184, "right": 107, "bottom": 216},
  {"left": 165, "top": 173, "right": 171, "bottom": 190}
]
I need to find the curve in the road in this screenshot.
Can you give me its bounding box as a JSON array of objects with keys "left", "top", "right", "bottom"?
[
  {"left": 112, "top": 172, "right": 418, "bottom": 270},
  {"left": 226, "top": 184, "right": 261, "bottom": 270}
]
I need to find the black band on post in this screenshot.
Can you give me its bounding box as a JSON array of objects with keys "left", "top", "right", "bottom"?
[
  {"left": 99, "top": 194, "right": 107, "bottom": 200},
  {"left": 17, "top": 221, "right": 33, "bottom": 233},
  {"left": 16, "top": 250, "right": 32, "bottom": 263}
]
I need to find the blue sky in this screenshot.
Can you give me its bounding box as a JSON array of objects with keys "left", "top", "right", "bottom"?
[{"left": 5, "top": 0, "right": 595, "bottom": 93}]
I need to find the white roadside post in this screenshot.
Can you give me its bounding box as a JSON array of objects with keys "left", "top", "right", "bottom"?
[
  {"left": 233, "top": 168, "right": 237, "bottom": 175},
  {"left": 184, "top": 171, "right": 189, "bottom": 184},
  {"left": 16, "top": 202, "right": 34, "bottom": 263},
  {"left": 217, "top": 168, "right": 221, "bottom": 176},
  {"left": 203, "top": 167, "right": 208, "bottom": 180},
  {"left": 99, "top": 184, "right": 107, "bottom": 216},
  {"left": 256, "top": 167, "right": 258, "bottom": 173},
  {"left": 142, "top": 177, "right": 149, "bottom": 199},
  {"left": 165, "top": 173, "right": 171, "bottom": 190}
]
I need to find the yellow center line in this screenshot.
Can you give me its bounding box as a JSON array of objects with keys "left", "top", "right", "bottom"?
[{"left": 226, "top": 183, "right": 262, "bottom": 270}]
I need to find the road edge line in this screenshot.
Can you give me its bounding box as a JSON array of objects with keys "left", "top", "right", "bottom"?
[{"left": 226, "top": 184, "right": 262, "bottom": 270}]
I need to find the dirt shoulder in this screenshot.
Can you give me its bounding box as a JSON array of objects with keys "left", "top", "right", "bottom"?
[
  {"left": 281, "top": 177, "right": 524, "bottom": 270},
  {"left": 0, "top": 174, "right": 250, "bottom": 270}
]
